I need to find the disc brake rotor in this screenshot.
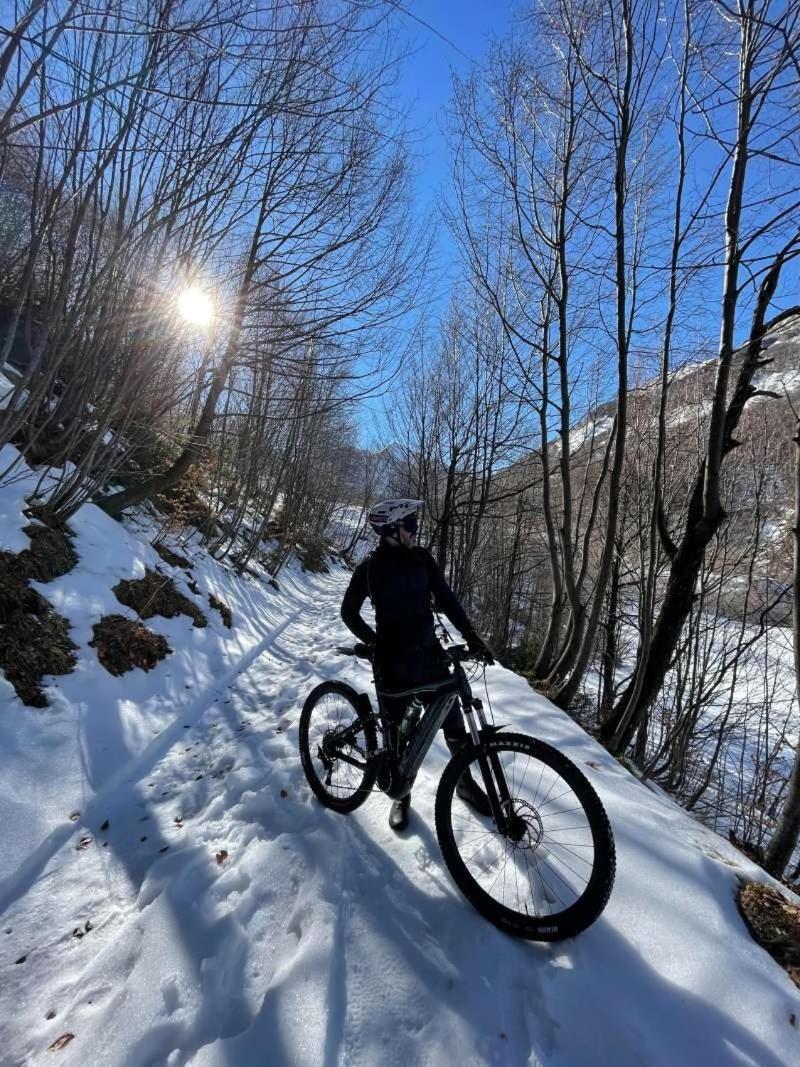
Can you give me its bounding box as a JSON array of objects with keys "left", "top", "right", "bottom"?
[{"left": 505, "top": 799, "right": 544, "bottom": 850}]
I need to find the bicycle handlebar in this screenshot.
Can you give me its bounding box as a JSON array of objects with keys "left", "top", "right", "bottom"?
[{"left": 335, "top": 642, "right": 483, "bottom": 664}]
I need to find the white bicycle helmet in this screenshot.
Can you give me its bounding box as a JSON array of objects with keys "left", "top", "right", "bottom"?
[{"left": 368, "top": 498, "right": 423, "bottom": 537}]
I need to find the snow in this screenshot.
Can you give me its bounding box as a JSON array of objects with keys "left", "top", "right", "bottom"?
[
  {"left": 0, "top": 368, "right": 30, "bottom": 413},
  {"left": 568, "top": 416, "right": 614, "bottom": 456},
  {"left": 1, "top": 463, "right": 799, "bottom": 1065},
  {"left": 667, "top": 399, "right": 713, "bottom": 429},
  {"left": 761, "top": 518, "right": 790, "bottom": 544},
  {"left": 752, "top": 367, "right": 800, "bottom": 399},
  {"left": 328, "top": 502, "right": 372, "bottom": 561},
  {"left": 0, "top": 370, "right": 15, "bottom": 405}
]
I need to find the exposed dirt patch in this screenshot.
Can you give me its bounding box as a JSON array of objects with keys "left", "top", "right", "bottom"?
[
  {"left": 151, "top": 542, "right": 192, "bottom": 571},
  {"left": 153, "top": 479, "right": 219, "bottom": 537},
  {"left": 0, "top": 557, "right": 77, "bottom": 705},
  {"left": 208, "top": 593, "right": 232, "bottom": 628},
  {"left": 20, "top": 516, "right": 78, "bottom": 581},
  {"left": 737, "top": 880, "right": 800, "bottom": 989},
  {"left": 0, "top": 514, "right": 78, "bottom": 706},
  {"left": 89, "top": 614, "right": 171, "bottom": 676},
  {"left": 113, "top": 569, "right": 207, "bottom": 628}
]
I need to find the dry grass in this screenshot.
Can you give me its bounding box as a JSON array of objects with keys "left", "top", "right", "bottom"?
[
  {"left": 113, "top": 569, "right": 207, "bottom": 628},
  {"left": 208, "top": 593, "right": 232, "bottom": 628},
  {"left": 295, "top": 539, "right": 329, "bottom": 574},
  {"left": 737, "top": 880, "right": 800, "bottom": 989},
  {"left": 151, "top": 542, "right": 192, "bottom": 570},
  {"left": 89, "top": 614, "right": 171, "bottom": 676},
  {"left": 21, "top": 517, "right": 78, "bottom": 581}
]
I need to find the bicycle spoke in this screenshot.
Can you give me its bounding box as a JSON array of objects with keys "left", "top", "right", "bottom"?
[
  {"left": 445, "top": 740, "right": 603, "bottom": 921},
  {"left": 436, "top": 731, "right": 615, "bottom": 938},
  {"left": 306, "top": 691, "right": 370, "bottom": 801},
  {"left": 530, "top": 851, "right": 567, "bottom": 910}
]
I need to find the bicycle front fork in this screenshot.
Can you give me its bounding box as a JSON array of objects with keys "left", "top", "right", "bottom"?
[{"left": 463, "top": 698, "right": 515, "bottom": 833}]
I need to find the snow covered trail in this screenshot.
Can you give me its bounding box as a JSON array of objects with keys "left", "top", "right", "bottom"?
[{"left": 2, "top": 570, "right": 799, "bottom": 1066}]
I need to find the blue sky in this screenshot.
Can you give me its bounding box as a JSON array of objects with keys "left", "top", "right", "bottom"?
[
  {"left": 389, "top": 1, "right": 515, "bottom": 301},
  {"left": 357, "top": 2, "right": 515, "bottom": 440}
]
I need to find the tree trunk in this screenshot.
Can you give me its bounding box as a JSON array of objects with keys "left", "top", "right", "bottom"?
[
  {"left": 98, "top": 353, "right": 230, "bottom": 516},
  {"left": 764, "top": 421, "right": 800, "bottom": 878},
  {"left": 602, "top": 472, "right": 714, "bottom": 749},
  {"left": 599, "top": 542, "right": 622, "bottom": 721}
]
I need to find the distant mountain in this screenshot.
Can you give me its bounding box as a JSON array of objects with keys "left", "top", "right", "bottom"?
[{"left": 561, "top": 316, "right": 800, "bottom": 615}]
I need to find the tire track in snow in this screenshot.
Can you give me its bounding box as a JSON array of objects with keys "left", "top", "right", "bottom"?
[
  {"left": 0, "top": 607, "right": 306, "bottom": 918},
  {"left": 0, "top": 592, "right": 338, "bottom": 1065}
]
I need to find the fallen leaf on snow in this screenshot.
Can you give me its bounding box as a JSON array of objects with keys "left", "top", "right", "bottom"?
[{"left": 48, "top": 1033, "right": 75, "bottom": 1052}]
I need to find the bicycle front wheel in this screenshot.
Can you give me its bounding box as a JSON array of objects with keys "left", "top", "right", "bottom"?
[
  {"left": 299, "top": 681, "right": 377, "bottom": 813},
  {"left": 435, "top": 732, "right": 615, "bottom": 940}
]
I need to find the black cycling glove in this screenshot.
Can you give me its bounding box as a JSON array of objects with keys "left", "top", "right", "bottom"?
[{"left": 465, "top": 632, "right": 495, "bottom": 666}]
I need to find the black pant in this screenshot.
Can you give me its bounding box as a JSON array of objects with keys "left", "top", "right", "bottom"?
[{"left": 374, "top": 641, "right": 465, "bottom": 741}]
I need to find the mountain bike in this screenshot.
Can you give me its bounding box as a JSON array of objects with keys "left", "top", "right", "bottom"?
[{"left": 298, "top": 643, "right": 615, "bottom": 941}]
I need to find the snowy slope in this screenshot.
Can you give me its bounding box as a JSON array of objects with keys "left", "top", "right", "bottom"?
[{"left": 1, "top": 466, "right": 799, "bottom": 1065}]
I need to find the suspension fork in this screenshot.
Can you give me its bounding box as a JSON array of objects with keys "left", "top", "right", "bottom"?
[{"left": 462, "top": 691, "right": 514, "bottom": 832}]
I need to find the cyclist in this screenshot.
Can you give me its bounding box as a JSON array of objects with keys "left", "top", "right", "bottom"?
[{"left": 341, "top": 498, "right": 494, "bottom": 832}]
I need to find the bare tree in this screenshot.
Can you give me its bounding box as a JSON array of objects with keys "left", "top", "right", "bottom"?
[
  {"left": 764, "top": 401, "right": 800, "bottom": 877},
  {"left": 603, "top": 0, "right": 800, "bottom": 751}
]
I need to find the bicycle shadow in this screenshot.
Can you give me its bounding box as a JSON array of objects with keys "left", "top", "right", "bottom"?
[
  {"left": 329, "top": 809, "right": 789, "bottom": 1067},
  {"left": 324, "top": 809, "right": 557, "bottom": 1065}
]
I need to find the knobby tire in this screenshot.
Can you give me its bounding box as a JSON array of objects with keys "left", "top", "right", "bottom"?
[
  {"left": 298, "top": 680, "right": 377, "bottom": 814},
  {"left": 435, "top": 732, "right": 615, "bottom": 941}
]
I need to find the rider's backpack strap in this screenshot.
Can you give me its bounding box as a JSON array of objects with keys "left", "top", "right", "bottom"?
[{"left": 365, "top": 549, "right": 376, "bottom": 605}]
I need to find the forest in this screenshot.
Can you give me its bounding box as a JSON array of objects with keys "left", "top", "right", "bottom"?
[{"left": 1, "top": 0, "right": 799, "bottom": 883}]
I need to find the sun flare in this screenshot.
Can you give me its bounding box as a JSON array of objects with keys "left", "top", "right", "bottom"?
[{"left": 177, "top": 287, "right": 213, "bottom": 327}]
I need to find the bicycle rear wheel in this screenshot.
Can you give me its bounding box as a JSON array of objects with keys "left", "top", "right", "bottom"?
[
  {"left": 299, "top": 681, "right": 377, "bottom": 813},
  {"left": 435, "top": 732, "right": 615, "bottom": 940}
]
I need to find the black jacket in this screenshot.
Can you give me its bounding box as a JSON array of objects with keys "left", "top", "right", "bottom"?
[{"left": 340, "top": 542, "right": 474, "bottom": 657}]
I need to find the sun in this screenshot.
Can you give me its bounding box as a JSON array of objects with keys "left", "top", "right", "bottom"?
[{"left": 177, "top": 286, "right": 213, "bottom": 327}]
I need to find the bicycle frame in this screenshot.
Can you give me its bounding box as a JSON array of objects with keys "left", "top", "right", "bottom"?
[
  {"left": 376, "top": 679, "right": 459, "bottom": 798},
  {"left": 399, "top": 653, "right": 517, "bottom": 832},
  {"left": 333, "top": 646, "right": 517, "bottom": 829}
]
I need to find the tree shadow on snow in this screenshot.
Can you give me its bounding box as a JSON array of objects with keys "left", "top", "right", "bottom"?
[{"left": 321, "top": 810, "right": 789, "bottom": 1067}]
